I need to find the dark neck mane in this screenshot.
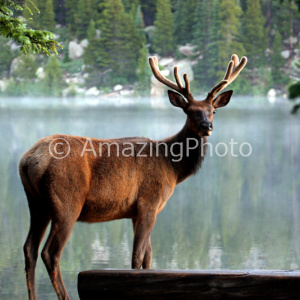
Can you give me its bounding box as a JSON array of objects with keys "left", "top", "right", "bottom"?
[{"left": 159, "top": 119, "right": 207, "bottom": 184}]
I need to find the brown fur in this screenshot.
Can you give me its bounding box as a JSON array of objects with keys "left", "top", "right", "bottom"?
[{"left": 20, "top": 55, "right": 246, "bottom": 300}]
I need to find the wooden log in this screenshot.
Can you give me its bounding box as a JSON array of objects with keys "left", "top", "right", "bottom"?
[{"left": 78, "top": 270, "right": 300, "bottom": 300}]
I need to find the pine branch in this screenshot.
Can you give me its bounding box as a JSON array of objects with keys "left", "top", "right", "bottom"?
[{"left": 0, "top": 0, "right": 62, "bottom": 55}]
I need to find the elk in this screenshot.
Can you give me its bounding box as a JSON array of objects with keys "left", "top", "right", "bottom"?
[{"left": 20, "top": 54, "right": 247, "bottom": 300}]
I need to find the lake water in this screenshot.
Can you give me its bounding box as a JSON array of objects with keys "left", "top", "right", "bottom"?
[{"left": 0, "top": 96, "right": 299, "bottom": 299}]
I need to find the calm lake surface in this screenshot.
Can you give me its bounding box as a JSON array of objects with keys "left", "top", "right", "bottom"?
[{"left": 0, "top": 96, "right": 299, "bottom": 299}]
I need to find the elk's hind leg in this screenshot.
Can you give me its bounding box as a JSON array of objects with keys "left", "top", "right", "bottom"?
[
  {"left": 41, "top": 200, "right": 81, "bottom": 300},
  {"left": 23, "top": 194, "right": 51, "bottom": 300}
]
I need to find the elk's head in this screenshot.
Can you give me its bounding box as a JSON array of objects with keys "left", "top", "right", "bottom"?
[{"left": 149, "top": 55, "right": 247, "bottom": 137}]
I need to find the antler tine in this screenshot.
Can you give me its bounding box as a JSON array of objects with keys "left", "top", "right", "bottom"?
[
  {"left": 174, "top": 66, "right": 183, "bottom": 89},
  {"left": 208, "top": 54, "right": 247, "bottom": 99},
  {"left": 183, "top": 73, "right": 191, "bottom": 95},
  {"left": 228, "top": 56, "right": 247, "bottom": 83},
  {"left": 231, "top": 54, "right": 239, "bottom": 67},
  {"left": 149, "top": 56, "right": 194, "bottom": 103},
  {"left": 223, "top": 60, "right": 234, "bottom": 81}
]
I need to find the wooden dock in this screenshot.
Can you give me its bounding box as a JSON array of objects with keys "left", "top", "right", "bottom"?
[{"left": 78, "top": 269, "right": 300, "bottom": 299}]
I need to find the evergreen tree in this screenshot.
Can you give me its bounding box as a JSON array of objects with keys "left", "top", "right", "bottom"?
[
  {"left": 42, "top": 56, "right": 65, "bottom": 96},
  {"left": 0, "top": 37, "right": 14, "bottom": 77},
  {"left": 64, "top": 0, "right": 77, "bottom": 32},
  {"left": 23, "top": 0, "right": 46, "bottom": 29},
  {"left": 1, "top": 0, "right": 61, "bottom": 55},
  {"left": 152, "top": 0, "right": 175, "bottom": 56},
  {"left": 97, "top": 0, "right": 142, "bottom": 84},
  {"left": 141, "top": 0, "right": 157, "bottom": 26},
  {"left": 216, "top": 0, "right": 245, "bottom": 78},
  {"left": 123, "top": 0, "right": 140, "bottom": 13},
  {"left": 243, "top": 0, "right": 266, "bottom": 69},
  {"left": 74, "top": 0, "right": 100, "bottom": 40},
  {"left": 193, "top": 0, "right": 212, "bottom": 53},
  {"left": 43, "top": 0, "right": 55, "bottom": 32},
  {"left": 271, "top": 29, "right": 287, "bottom": 86},
  {"left": 193, "top": 0, "right": 220, "bottom": 89},
  {"left": 136, "top": 43, "right": 151, "bottom": 95},
  {"left": 12, "top": 54, "right": 39, "bottom": 80},
  {"left": 174, "top": 0, "right": 185, "bottom": 44},
  {"left": 175, "top": 0, "right": 196, "bottom": 45},
  {"left": 84, "top": 19, "right": 100, "bottom": 70}
]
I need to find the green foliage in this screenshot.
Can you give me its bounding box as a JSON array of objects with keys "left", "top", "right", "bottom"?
[
  {"left": 274, "top": 1, "right": 298, "bottom": 40},
  {"left": 0, "top": 0, "right": 61, "bottom": 55},
  {"left": 152, "top": 0, "right": 175, "bottom": 56},
  {"left": 193, "top": 0, "right": 220, "bottom": 89},
  {"left": 42, "top": 55, "right": 65, "bottom": 96},
  {"left": 193, "top": 0, "right": 212, "bottom": 51},
  {"left": 243, "top": 0, "right": 266, "bottom": 69},
  {"left": 175, "top": 0, "right": 196, "bottom": 45},
  {"left": 136, "top": 43, "right": 151, "bottom": 95},
  {"left": 83, "top": 19, "right": 99, "bottom": 67},
  {"left": 43, "top": 0, "right": 55, "bottom": 32},
  {"left": 97, "top": 0, "right": 142, "bottom": 85},
  {"left": 60, "top": 58, "right": 83, "bottom": 74},
  {"left": 288, "top": 81, "right": 300, "bottom": 100},
  {"left": 271, "top": 29, "right": 288, "bottom": 86},
  {"left": 74, "top": 0, "right": 97, "bottom": 40},
  {"left": 0, "top": 36, "right": 15, "bottom": 77},
  {"left": 216, "top": 0, "right": 245, "bottom": 78},
  {"left": 280, "top": 0, "right": 300, "bottom": 10},
  {"left": 252, "top": 67, "right": 273, "bottom": 95},
  {"left": 1, "top": 0, "right": 298, "bottom": 96},
  {"left": 12, "top": 54, "right": 39, "bottom": 79}
]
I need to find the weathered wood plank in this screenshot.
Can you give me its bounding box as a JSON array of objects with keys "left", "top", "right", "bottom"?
[{"left": 78, "top": 270, "right": 300, "bottom": 300}]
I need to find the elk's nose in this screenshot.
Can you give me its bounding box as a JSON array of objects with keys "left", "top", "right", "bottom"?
[{"left": 199, "top": 122, "right": 213, "bottom": 131}]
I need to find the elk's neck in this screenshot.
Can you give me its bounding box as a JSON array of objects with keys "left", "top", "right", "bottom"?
[{"left": 162, "top": 120, "right": 207, "bottom": 184}]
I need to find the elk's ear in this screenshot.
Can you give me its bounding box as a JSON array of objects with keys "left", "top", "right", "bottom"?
[
  {"left": 213, "top": 90, "right": 233, "bottom": 108},
  {"left": 168, "top": 90, "right": 188, "bottom": 110}
]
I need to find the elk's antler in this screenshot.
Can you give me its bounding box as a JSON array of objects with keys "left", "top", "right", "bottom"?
[
  {"left": 207, "top": 54, "right": 247, "bottom": 102},
  {"left": 149, "top": 56, "right": 194, "bottom": 103}
]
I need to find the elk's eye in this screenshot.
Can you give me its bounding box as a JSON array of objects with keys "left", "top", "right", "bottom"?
[{"left": 213, "top": 110, "right": 216, "bottom": 114}]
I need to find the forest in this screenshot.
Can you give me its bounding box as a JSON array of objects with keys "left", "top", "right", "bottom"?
[{"left": 0, "top": 0, "right": 299, "bottom": 97}]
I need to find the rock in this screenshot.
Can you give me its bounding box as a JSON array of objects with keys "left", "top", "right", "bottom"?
[
  {"left": 144, "top": 26, "right": 156, "bottom": 41},
  {"left": 85, "top": 87, "right": 101, "bottom": 97},
  {"left": 150, "top": 60, "right": 193, "bottom": 97},
  {"left": 0, "top": 79, "right": 8, "bottom": 91},
  {"left": 10, "top": 57, "right": 22, "bottom": 75},
  {"left": 159, "top": 58, "right": 174, "bottom": 67},
  {"left": 7, "top": 40, "right": 20, "bottom": 51},
  {"left": 83, "top": 73, "right": 89, "bottom": 79},
  {"left": 283, "top": 37, "right": 298, "bottom": 45},
  {"left": 267, "top": 89, "right": 276, "bottom": 103},
  {"left": 36, "top": 67, "right": 45, "bottom": 79},
  {"left": 96, "top": 29, "right": 101, "bottom": 39},
  {"left": 65, "top": 77, "right": 85, "bottom": 85},
  {"left": 68, "top": 41, "right": 84, "bottom": 60},
  {"left": 80, "top": 39, "right": 89, "bottom": 48},
  {"left": 178, "top": 44, "right": 195, "bottom": 57},
  {"left": 172, "top": 59, "right": 194, "bottom": 81},
  {"left": 120, "top": 90, "right": 134, "bottom": 96},
  {"left": 267, "top": 89, "right": 276, "bottom": 98},
  {"left": 114, "top": 84, "right": 123, "bottom": 92},
  {"left": 281, "top": 50, "right": 290, "bottom": 59},
  {"left": 150, "top": 70, "right": 170, "bottom": 97}
]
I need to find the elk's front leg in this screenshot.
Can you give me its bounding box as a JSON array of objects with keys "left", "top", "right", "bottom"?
[{"left": 132, "top": 198, "right": 157, "bottom": 269}]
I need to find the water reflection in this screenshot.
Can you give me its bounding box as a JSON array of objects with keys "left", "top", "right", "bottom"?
[{"left": 0, "top": 97, "right": 299, "bottom": 299}]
